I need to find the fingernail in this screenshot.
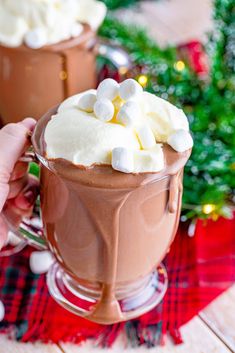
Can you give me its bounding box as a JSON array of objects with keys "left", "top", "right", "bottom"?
[
  {"left": 23, "top": 190, "right": 36, "bottom": 206},
  {"left": 14, "top": 185, "right": 38, "bottom": 210}
]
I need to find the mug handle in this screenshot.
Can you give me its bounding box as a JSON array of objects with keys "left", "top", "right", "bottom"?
[
  {"left": 2, "top": 151, "right": 48, "bottom": 252},
  {"left": 95, "top": 39, "right": 133, "bottom": 74}
]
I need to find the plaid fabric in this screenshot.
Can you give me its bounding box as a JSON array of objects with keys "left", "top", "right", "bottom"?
[{"left": 0, "top": 216, "right": 234, "bottom": 347}]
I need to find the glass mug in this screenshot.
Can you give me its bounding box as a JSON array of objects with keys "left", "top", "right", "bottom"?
[
  {"left": 0, "top": 24, "right": 131, "bottom": 125},
  {"left": 3, "top": 107, "right": 191, "bottom": 324}
]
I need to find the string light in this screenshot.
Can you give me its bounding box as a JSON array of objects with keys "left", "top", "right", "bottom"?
[
  {"left": 230, "top": 162, "right": 235, "bottom": 170},
  {"left": 174, "top": 60, "right": 185, "bottom": 71},
  {"left": 202, "top": 204, "right": 216, "bottom": 214},
  {"left": 138, "top": 75, "right": 148, "bottom": 87},
  {"left": 59, "top": 71, "right": 67, "bottom": 80}
]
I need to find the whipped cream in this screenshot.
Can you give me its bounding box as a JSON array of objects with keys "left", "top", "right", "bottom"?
[
  {"left": 0, "top": 0, "right": 106, "bottom": 48},
  {"left": 45, "top": 79, "right": 193, "bottom": 173}
]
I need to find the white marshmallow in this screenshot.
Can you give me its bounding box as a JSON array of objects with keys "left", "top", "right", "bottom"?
[
  {"left": 30, "top": 251, "right": 54, "bottom": 275},
  {"left": 0, "top": 301, "right": 5, "bottom": 322},
  {"left": 78, "top": 92, "right": 97, "bottom": 113},
  {"left": 97, "top": 78, "right": 119, "bottom": 101},
  {"left": 136, "top": 125, "right": 156, "bottom": 149},
  {"left": 134, "top": 145, "right": 164, "bottom": 173},
  {"left": 119, "top": 79, "right": 143, "bottom": 101},
  {"left": 24, "top": 28, "right": 47, "bottom": 49},
  {"left": 94, "top": 98, "right": 114, "bottom": 122},
  {"left": 167, "top": 129, "right": 193, "bottom": 152},
  {"left": 117, "top": 101, "right": 140, "bottom": 127},
  {"left": 112, "top": 147, "right": 134, "bottom": 173},
  {"left": 70, "top": 22, "right": 83, "bottom": 38}
]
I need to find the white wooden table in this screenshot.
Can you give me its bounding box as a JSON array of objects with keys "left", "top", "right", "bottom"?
[{"left": 2, "top": 285, "right": 235, "bottom": 352}]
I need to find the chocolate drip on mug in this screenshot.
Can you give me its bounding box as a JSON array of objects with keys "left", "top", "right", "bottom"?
[
  {"left": 169, "top": 171, "right": 183, "bottom": 214},
  {"left": 75, "top": 188, "right": 132, "bottom": 322}
]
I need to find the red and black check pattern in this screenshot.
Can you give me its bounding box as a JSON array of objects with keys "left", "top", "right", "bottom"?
[{"left": 0, "top": 216, "right": 234, "bottom": 347}]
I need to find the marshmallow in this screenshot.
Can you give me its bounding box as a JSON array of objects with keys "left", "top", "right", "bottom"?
[
  {"left": 112, "top": 147, "right": 134, "bottom": 173},
  {"left": 70, "top": 22, "right": 83, "bottom": 38},
  {"left": 117, "top": 101, "right": 140, "bottom": 127},
  {"left": 119, "top": 79, "right": 143, "bottom": 101},
  {"left": 59, "top": 90, "right": 96, "bottom": 112},
  {"left": 94, "top": 98, "right": 114, "bottom": 122},
  {"left": 24, "top": 28, "right": 47, "bottom": 49},
  {"left": 97, "top": 78, "right": 119, "bottom": 101},
  {"left": 0, "top": 301, "right": 5, "bottom": 322},
  {"left": 134, "top": 145, "right": 164, "bottom": 173},
  {"left": 136, "top": 125, "right": 156, "bottom": 150},
  {"left": 30, "top": 251, "right": 54, "bottom": 275},
  {"left": 167, "top": 129, "right": 193, "bottom": 152},
  {"left": 78, "top": 92, "right": 97, "bottom": 113}
]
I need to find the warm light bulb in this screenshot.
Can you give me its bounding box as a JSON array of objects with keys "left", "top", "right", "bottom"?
[
  {"left": 59, "top": 71, "right": 67, "bottom": 80},
  {"left": 138, "top": 75, "right": 148, "bottom": 87},
  {"left": 174, "top": 60, "right": 185, "bottom": 71},
  {"left": 202, "top": 204, "right": 216, "bottom": 214}
]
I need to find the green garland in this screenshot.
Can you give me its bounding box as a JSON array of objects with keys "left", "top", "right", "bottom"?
[
  {"left": 99, "top": 0, "right": 235, "bottom": 220},
  {"left": 101, "top": 0, "right": 140, "bottom": 10}
]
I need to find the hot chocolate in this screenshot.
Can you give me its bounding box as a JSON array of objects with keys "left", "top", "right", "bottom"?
[
  {"left": 32, "top": 79, "right": 193, "bottom": 324},
  {"left": 0, "top": 27, "right": 96, "bottom": 124},
  {"left": 0, "top": 0, "right": 106, "bottom": 124}
]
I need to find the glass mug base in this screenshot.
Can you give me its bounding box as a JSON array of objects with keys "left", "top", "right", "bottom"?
[
  {"left": 0, "top": 236, "right": 27, "bottom": 258},
  {"left": 47, "top": 262, "right": 168, "bottom": 324}
]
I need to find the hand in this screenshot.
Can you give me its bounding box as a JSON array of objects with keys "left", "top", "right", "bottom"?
[{"left": 0, "top": 118, "right": 39, "bottom": 249}]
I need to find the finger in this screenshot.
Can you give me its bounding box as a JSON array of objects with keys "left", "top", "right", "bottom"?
[
  {"left": 0, "top": 118, "right": 36, "bottom": 212},
  {"left": 2, "top": 202, "right": 22, "bottom": 229},
  {"left": 10, "top": 161, "right": 29, "bottom": 182},
  {"left": 2, "top": 175, "right": 39, "bottom": 232},
  {"left": 13, "top": 175, "right": 39, "bottom": 211},
  {"left": 8, "top": 175, "right": 28, "bottom": 200},
  {"left": 0, "top": 216, "right": 8, "bottom": 250},
  {"left": 4, "top": 199, "right": 34, "bottom": 220}
]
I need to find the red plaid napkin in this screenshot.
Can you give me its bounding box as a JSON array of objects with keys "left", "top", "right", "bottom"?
[{"left": 0, "top": 216, "right": 234, "bottom": 347}]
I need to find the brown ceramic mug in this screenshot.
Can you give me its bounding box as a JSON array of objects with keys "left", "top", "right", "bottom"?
[{"left": 0, "top": 24, "right": 131, "bottom": 125}]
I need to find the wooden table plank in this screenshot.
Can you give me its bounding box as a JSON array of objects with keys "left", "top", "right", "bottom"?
[
  {"left": 60, "top": 316, "right": 230, "bottom": 353},
  {"left": 0, "top": 335, "right": 62, "bottom": 353},
  {"left": 200, "top": 285, "right": 235, "bottom": 352}
]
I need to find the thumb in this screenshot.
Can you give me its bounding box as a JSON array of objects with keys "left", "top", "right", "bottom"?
[
  {"left": 0, "top": 118, "right": 36, "bottom": 212},
  {"left": 0, "top": 216, "right": 8, "bottom": 250}
]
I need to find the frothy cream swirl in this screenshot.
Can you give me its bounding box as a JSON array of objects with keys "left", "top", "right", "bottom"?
[
  {"left": 45, "top": 79, "right": 193, "bottom": 174},
  {"left": 0, "top": 0, "right": 106, "bottom": 48}
]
